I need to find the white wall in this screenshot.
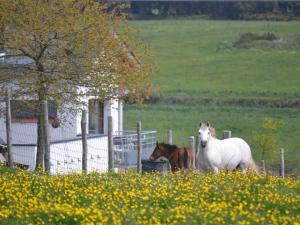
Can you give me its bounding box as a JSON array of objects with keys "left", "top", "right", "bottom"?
[
  {"left": 76, "top": 98, "right": 123, "bottom": 136},
  {"left": 0, "top": 116, "right": 6, "bottom": 144},
  {"left": 10, "top": 145, "right": 36, "bottom": 171},
  {"left": 0, "top": 97, "right": 123, "bottom": 145},
  {"left": 0, "top": 102, "right": 77, "bottom": 145},
  {"left": 118, "top": 100, "right": 123, "bottom": 133},
  {"left": 103, "top": 99, "right": 120, "bottom": 135}
]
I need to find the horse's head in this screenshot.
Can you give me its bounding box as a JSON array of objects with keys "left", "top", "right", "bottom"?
[
  {"left": 198, "top": 122, "right": 212, "bottom": 148},
  {"left": 149, "top": 142, "right": 164, "bottom": 161}
]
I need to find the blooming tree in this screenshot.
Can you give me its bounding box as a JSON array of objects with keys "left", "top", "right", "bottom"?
[{"left": 0, "top": 0, "right": 153, "bottom": 168}]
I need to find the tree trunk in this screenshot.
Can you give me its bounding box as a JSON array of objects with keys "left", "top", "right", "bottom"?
[
  {"left": 36, "top": 111, "right": 44, "bottom": 170},
  {"left": 36, "top": 83, "right": 46, "bottom": 170},
  {"left": 42, "top": 101, "right": 50, "bottom": 172}
]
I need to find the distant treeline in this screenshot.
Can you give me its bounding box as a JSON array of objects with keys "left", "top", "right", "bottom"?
[{"left": 124, "top": 2, "right": 300, "bottom": 20}]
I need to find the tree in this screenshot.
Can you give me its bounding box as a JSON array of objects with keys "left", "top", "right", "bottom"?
[
  {"left": 0, "top": 0, "right": 153, "bottom": 169},
  {"left": 254, "top": 118, "right": 284, "bottom": 162}
]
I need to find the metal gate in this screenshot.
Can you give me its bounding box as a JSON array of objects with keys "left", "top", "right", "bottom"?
[{"left": 113, "top": 131, "right": 157, "bottom": 169}]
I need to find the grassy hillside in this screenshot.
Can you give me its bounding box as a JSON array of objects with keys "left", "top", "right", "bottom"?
[
  {"left": 124, "top": 20, "right": 300, "bottom": 165},
  {"left": 130, "top": 20, "right": 300, "bottom": 97},
  {"left": 0, "top": 167, "right": 299, "bottom": 224}
]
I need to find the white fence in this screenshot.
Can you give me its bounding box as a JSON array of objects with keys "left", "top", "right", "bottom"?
[
  {"left": 0, "top": 135, "right": 109, "bottom": 174},
  {"left": 50, "top": 135, "right": 108, "bottom": 174}
]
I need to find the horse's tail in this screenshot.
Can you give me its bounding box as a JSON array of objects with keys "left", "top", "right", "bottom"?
[
  {"left": 248, "top": 157, "right": 259, "bottom": 174},
  {"left": 183, "top": 148, "right": 189, "bottom": 169}
]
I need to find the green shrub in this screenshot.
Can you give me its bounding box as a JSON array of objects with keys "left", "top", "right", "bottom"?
[{"left": 254, "top": 118, "right": 285, "bottom": 162}]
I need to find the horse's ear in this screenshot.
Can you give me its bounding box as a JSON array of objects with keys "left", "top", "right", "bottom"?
[
  {"left": 199, "top": 122, "right": 202, "bottom": 127},
  {"left": 206, "top": 122, "right": 210, "bottom": 127},
  {"left": 156, "top": 141, "right": 158, "bottom": 146}
]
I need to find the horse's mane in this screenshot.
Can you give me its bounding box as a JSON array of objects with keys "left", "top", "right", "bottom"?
[
  {"left": 200, "top": 122, "right": 217, "bottom": 137},
  {"left": 159, "top": 142, "right": 178, "bottom": 151},
  {"left": 209, "top": 127, "right": 217, "bottom": 137}
]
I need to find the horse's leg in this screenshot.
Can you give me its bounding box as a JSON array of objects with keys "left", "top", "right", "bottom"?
[
  {"left": 183, "top": 148, "right": 189, "bottom": 170},
  {"left": 170, "top": 162, "right": 176, "bottom": 172},
  {"left": 190, "top": 155, "right": 194, "bottom": 170},
  {"left": 178, "top": 151, "right": 185, "bottom": 170},
  {"left": 178, "top": 158, "right": 184, "bottom": 171},
  {"left": 238, "top": 162, "right": 248, "bottom": 173},
  {"left": 171, "top": 165, "right": 176, "bottom": 172},
  {"left": 189, "top": 150, "right": 194, "bottom": 170}
]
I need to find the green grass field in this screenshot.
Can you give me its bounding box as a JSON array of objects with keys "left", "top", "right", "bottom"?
[
  {"left": 130, "top": 20, "right": 300, "bottom": 97},
  {"left": 124, "top": 104, "right": 300, "bottom": 165},
  {"left": 124, "top": 20, "right": 300, "bottom": 165}
]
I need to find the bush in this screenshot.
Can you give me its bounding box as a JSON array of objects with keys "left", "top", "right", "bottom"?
[{"left": 253, "top": 118, "right": 285, "bottom": 162}]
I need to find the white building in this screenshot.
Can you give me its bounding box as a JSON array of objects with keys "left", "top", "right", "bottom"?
[{"left": 0, "top": 53, "right": 123, "bottom": 174}]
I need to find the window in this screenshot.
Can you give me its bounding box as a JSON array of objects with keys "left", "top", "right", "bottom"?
[
  {"left": 88, "top": 99, "right": 104, "bottom": 134},
  {"left": 11, "top": 100, "right": 57, "bottom": 122}
]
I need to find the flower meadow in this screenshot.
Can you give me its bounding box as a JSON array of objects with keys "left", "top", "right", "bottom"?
[{"left": 0, "top": 166, "right": 299, "bottom": 225}]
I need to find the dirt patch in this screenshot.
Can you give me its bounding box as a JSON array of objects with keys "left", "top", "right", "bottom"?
[
  {"left": 233, "top": 32, "right": 300, "bottom": 50},
  {"left": 217, "top": 32, "right": 300, "bottom": 51},
  {"left": 234, "top": 32, "right": 278, "bottom": 49}
]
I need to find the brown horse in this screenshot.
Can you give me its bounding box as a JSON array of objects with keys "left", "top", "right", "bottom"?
[{"left": 149, "top": 142, "right": 194, "bottom": 172}]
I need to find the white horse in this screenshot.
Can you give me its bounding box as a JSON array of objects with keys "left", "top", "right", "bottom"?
[{"left": 196, "top": 122, "right": 258, "bottom": 173}]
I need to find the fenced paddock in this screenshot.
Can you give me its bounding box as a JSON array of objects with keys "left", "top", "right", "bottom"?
[
  {"left": 0, "top": 98, "right": 158, "bottom": 174},
  {"left": 0, "top": 128, "right": 158, "bottom": 174},
  {"left": 0, "top": 94, "right": 158, "bottom": 174},
  {"left": 113, "top": 130, "right": 157, "bottom": 170},
  {"left": 1, "top": 121, "right": 299, "bottom": 176},
  {"left": 0, "top": 129, "right": 159, "bottom": 174},
  {"left": 0, "top": 95, "right": 298, "bottom": 176}
]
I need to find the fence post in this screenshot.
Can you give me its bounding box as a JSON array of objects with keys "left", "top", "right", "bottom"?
[
  {"left": 5, "top": 89, "right": 13, "bottom": 168},
  {"left": 167, "top": 129, "right": 173, "bottom": 144},
  {"left": 188, "top": 136, "right": 195, "bottom": 169},
  {"left": 280, "top": 148, "right": 285, "bottom": 178},
  {"left": 261, "top": 160, "right": 266, "bottom": 175},
  {"left": 42, "top": 100, "right": 50, "bottom": 172},
  {"left": 223, "top": 130, "right": 232, "bottom": 139},
  {"left": 81, "top": 110, "right": 87, "bottom": 172},
  {"left": 137, "top": 121, "right": 142, "bottom": 173},
  {"left": 108, "top": 116, "right": 114, "bottom": 171}
]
